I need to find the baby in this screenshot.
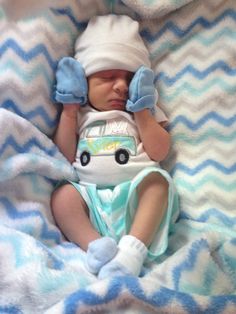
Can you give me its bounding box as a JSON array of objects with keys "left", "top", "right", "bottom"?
[{"left": 51, "top": 15, "right": 179, "bottom": 279}]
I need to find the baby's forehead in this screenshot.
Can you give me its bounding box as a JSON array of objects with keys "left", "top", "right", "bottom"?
[{"left": 93, "top": 69, "right": 133, "bottom": 78}]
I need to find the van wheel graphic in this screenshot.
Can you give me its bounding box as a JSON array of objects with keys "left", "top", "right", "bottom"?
[
  {"left": 80, "top": 151, "right": 90, "bottom": 166},
  {"left": 115, "top": 149, "right": 129, "bottom": 165}
]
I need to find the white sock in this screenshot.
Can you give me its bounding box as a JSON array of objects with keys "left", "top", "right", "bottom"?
[{"left": 98, "top": 235, "right": 147, "bottom": 279}]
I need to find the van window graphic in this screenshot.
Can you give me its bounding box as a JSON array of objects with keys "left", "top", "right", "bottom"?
[{"left": 78, "top": 120, "right": 137, "bottom": 166}]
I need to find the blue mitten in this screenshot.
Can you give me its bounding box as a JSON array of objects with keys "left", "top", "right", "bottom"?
[
  {"left": 54, "top": 57, "right": 88, "bottom": 105},
  {"left": 126, "top": 66, "right": 158, "bottom": 113}
]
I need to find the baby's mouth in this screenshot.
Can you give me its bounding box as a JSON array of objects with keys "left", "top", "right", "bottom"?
[{"left": 108, "top": 99, "right": 126, "bottom": 109}]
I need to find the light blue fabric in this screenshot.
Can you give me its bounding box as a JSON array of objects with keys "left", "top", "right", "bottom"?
[
  {"left": 126, "top": 66, "right": 158, "bottom": 113},
  {"left": 86, "top": 237, "right": 118, "bottom": 274},
  {"left": 70, "top": 167, "right": 179, "bottom": 262},
  {"left": 98, "top": 261, "right": 129, "bottom": 279},
  {"left": 54, "top": 57, "right": 88, "bottom": 105}
]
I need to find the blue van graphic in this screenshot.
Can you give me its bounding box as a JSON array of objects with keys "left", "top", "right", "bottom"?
[{"left": 78, "top": 120, "right": 137, "bottom": 166}]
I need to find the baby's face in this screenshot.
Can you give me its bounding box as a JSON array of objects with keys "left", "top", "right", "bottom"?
[{"left": 87, "top": 69, "right": 133, "bottom": 111}]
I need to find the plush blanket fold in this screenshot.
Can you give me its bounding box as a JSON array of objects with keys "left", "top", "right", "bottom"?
[{"left": 0, "top": 0, "right": 236, "bottom": 313}]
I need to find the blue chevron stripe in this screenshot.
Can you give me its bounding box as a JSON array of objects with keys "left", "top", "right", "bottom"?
[
  {"left": 219, "top": 247, "right": 236, "bottom": 283},
  {"left": 173, "top": 239, "right": 209, "bottom": 290},
  {"left": 159, "top": 78, "right": 236, "bottom": 102},
  {"left": 202, "top": 263, "right": 217, "bottom": 295},
  {"left": 207, "top": 296, "right": 236, "bottom": 313},
  {"left": 171, "top": 160, "right": 236, "bottom": 176},
  {"left": 0, "top": 135, "right": 57, "bottom": 156},
  {"left": 0, "top": 197, "right": 61, "bottom": 244},
  {"left": 156, "top": 61, "right": 236, "bottom": 86},
  {"left": 51, "top": 242, "right": 84, "bottom": 263},
  {"left": 19, "top": 11, "right": 77, "bottom": 43},
  {"left": 2, "top": 100, "right": 60, "bottom": 129},
  {"left": 0, "top": 60, "right": 51, "bottom": 85},
  {"left": 39, "top": 269, "right": 79, "bottom": 294},
  {"left": 0, "top": 232, "right": 63, "bottom": 269},
  {"left": 36, "top": 241, "right": 65, "bottom": 270},
  {"left": 180, "top": 208, "right": 236, "bottom": 227},
  {"left": 64, "top": 285, "right": 236, "bottom": 314},
  {"left": 64, "top": 277, "right": 202, "bottom": 313},
  {"left": 0, "top": 233, "right": 40, "bottom": 268},
  {"left": 175, "top": 175, "right": 236, "bottom": 192},
  {"left": 0, "top": 39, "right": 57, "bottom": 70},
  {"left": 28, "top": 175, "right": 52, "bottom": 196},
  {"left": 169, "top": 112, "right": 236, "bottom": 131},
  {"left": 173, "top": 129, "right": 236, "bottom": 144},
  {"left": 51, "top": 7, "right": 87, "bottom": 31},
  {"left": 0, "top": 305, "right": 22, "bottom": 314},
  {"left": 141, "top": 9, "right": 236, "bottom": 42},
  {"left": 151, "top": 27, "right": 236, "bottom": 58}
]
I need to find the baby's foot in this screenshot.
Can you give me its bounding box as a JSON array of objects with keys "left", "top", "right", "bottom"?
[
  {"left": 86, "top": 237, "right": 118, "bottom": 274},
  {"left": 98, "top": 235, "right": 147, "bottom": 279},
  {"left": 98, "top": 260, "right": 130, "bottom": 279}
]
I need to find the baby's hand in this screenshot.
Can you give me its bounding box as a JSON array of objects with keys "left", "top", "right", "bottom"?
[
  {"left": 126, "top": 66, "right": 158, "bottom": 113},
  {"left": 54, "top": 57, "right": 88, "bottom": 105}
]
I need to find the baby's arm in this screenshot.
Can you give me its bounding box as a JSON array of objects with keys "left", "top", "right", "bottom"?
[
  {"left": 134, "top": 109, "right": 170, "bottom": 161},
  {"left": 53, "top": 57, "right": 88, "bottom": 163},
  {"left": 53, "top": 104, "right": 79, "bottom": 163},
  {"left": 127, "top": 66, "right": 170, "bottom": 161}
]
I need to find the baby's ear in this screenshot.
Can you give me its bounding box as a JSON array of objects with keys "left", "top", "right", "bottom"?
[{"left": 1, "top": 0, "right": 63, "bottom": 20}]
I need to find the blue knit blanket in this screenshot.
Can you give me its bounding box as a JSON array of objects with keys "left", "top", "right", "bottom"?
[{"left": 0, "top": 0, "right": 236, "bottom": 313}]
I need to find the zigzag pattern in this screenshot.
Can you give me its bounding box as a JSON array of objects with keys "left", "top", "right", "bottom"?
[
  {"left": 0, "top": 39, "right": 57, "bottom": 69},
  {"left": 173, "top": 129, "right": 236, "bottom": 144},
  {"left": 0, "top": 59, "right": 52, "bottom": 85},
  {"left": 0, "top": 81, "right": 50, "bottom": 100},
  {"left": 0, "top": 24, "right": 74, "bottom": 49},
  {"left": 171, "top": 160, "right": 236, "bottom": 176},
  {"left": 180, "top": 208, "right": 236, "bottom": 227},
  {"left": 165, "top": 94, "right": 235, "bottom": 113},
  {"left": 0, "top": 0, "right": 236, "bottom": 312},
  {"left": 141, "top": 9, "right": 236, "bottom": 41},
  {"left": 157, "top": 42, "right": 235, "bottom": 66},
  {"left": 0, "top": 233, "right": 41, "bottom": 268},
  {"left": 63, "top": 275, "right": 236, "bottom": 313},
  {"left": 156, "top": 61, "right": 236, "bottom": 85},
  {"left": 172, "top": 238, "right": 209, "bottom": 290},
  {"left": 151, "top": 27, "right": 236, "bottom": 58},
  {"left": 178, "top": 193, "right": 236, "bottom": 209},
  {"left": 0, "top": 134, "right": 57, "bottom": 156},
  {"left": 51, "top": 7, "right": 87, "bottom": 30},
  {"left": 0, "top": 197, "right": 61, "bottom": 244},
  {"left": 1, "top": 100, "right": 59, "bottom": 129},
  {"left": 159, "top": 78, "right": 236, "bottom": 102},
  {"left": 169, "top": 112, "right": 236, "bottom": 131},
  {"left": 175, "top": 175, "right": 236, "bottom": 192},
  {"left": 169, "top": 146, "right": 236, "bottom": 163},
  {"left": 0, "top": 7, "right": 79, "bottom": 135}
]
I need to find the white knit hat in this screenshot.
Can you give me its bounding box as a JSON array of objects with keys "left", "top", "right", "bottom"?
[{"left": 74, "top": 14, "right": 151, "bottom": 76}]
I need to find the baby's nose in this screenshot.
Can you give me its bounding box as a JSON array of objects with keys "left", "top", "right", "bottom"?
[{"left": 114, "top": 78, "right": 129, "bottom": 94}]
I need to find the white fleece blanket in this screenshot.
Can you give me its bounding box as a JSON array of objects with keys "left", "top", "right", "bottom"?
[{"left": 0, "top": 0, "right": 236, "bottom": 313}]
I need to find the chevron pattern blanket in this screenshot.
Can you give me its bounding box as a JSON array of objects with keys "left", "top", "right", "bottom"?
[{"left": 0, "top": 0, "right": 236, "bottom": 313}]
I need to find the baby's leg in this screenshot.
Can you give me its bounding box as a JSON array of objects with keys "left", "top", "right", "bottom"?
[
  {"left": 130, "top": 172, "right": 168, "bottom": 247},
  {"left": 51, "top": 183, "right": 99, "bottom": 251},
  {"left": 99, "top": 172, "right": 168, "bottom": 279},
  {"left": 51, "top": 184, "right": 118, "bottom": 273}
]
